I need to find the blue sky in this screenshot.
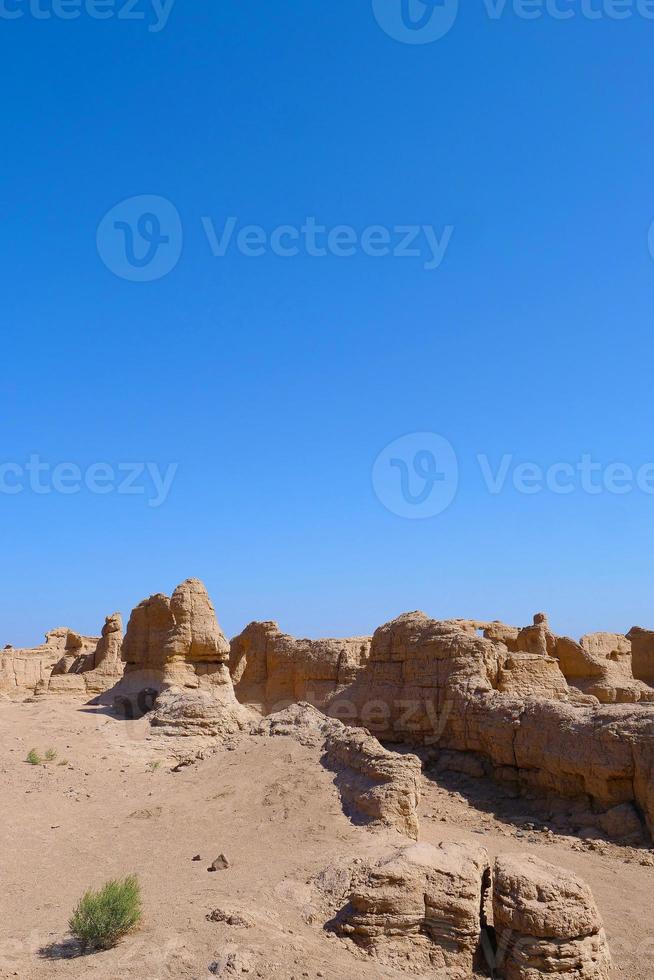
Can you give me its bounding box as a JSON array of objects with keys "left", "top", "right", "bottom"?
[{"left": 3, "top": 1, "right": 654, "bottom": 646}]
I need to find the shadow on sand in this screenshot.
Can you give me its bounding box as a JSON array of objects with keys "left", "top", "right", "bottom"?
[{"left": 38, "top": 938, "right": 88, "bottom": 960}]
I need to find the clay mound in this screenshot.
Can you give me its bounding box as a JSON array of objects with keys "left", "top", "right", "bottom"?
[
  {"left": 119, "top": 590, "right": 174, "bottom": 692},
  {"left": 252, "top": 700, "right": 334, "bottom": 743},
  {"left": 163, "top": 578, "right": 231, "bottom": 687},
  {"left": 323, "top": 726, "right": 421, "bottom": 841},
  {"left": 496, "top": 652, "right": 571, "bottom": 700},
  {"left": 333, "top": 840, "right": 490, "bottom": 979},
  {"left": 254, "top": 703, "right": 421, "bottom": 839},
  {"left": 150, "top": 687, "right": 253, "bottom": 737},
  {"left": 558, "top": 634, "right": 653, "bottom": 704},
  {"left": 493, "top": 853, "right": 611, "bottom": 979}
]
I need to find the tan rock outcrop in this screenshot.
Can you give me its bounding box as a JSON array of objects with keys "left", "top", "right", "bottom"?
[
  {"left": 581, "top": 631, "right": 631, "bottom": 660},
  {"left": 43, "top": 672, "right": 88, "bottom": 695},
  {"left": 151, "top": 687, "right": 252, "bottom": 737},
  {"left": 0, "top": 627, "right": 99, "bottom": 695},
  {"left": 489, "top": 615, "right": 652, "bottom": 704},
  {"left": 327, "top": 612, "right": 654, "bottom": 838},
  {"left": 1, "top": 646, "right": 55, "bottom": 694},
  {"left": 483, "top": 621, "right": 521, "bottom": 648},
  {"left": 80, "top": 613, "right": 124, "bottom": 695},
  {"left": 626, "top": 626, "right": 654, "bottom": 686},
  {"left": 553, "top": 629, "right": 653, "bottom": 704},
  {"left": 493, "top": 854, "right": 611, "bottom": 979},
  {"left": 323, "top": 726, "right": 421, "bottom": 840},
  {"left": 329, "top": 845, "right": 611, "bottom": 979},
  {"left": 49, "top": 630, "right": 86, "bottom": 675},
  {"left": 115, "top": 579, "right": 252, "bottom": 736},
  {"left": 230, "top": 608, "right": 654, "bottom": 837},
  {"left": 334, "top": 841, "right": 490, "bottom": 978},
  {"left": 120, "top": 579, "right": 232, "bottom": 694},
  {"left": 254, "top": 703, "right": 421, "bottom": 838},
  {"left": 496, "top": 652, "right": 570, "bottom": 700},
  {"left": 119, "top": 591, "right": 175, "bottom": 694},
  {"left": 497, "top": 615, "right": 651, "bottom": 704},
  {"left": 513, "top": 612, "right": 557, "bottom": 658},
  {"left": 230, "top": 621, "right": 371, "bottom": 712},
  {"left": 163, "top": 578, "right": 231, "bottom": 687},
  {"left": 40, "top": 615, "right": 124, "bottom": 697}
]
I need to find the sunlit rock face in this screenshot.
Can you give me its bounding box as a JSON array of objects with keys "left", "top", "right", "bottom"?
[
  {"left": 230, "top": 620, "right": 371, "bottom": 712},
  {"left": 115, "top": 578, "right": 251, "bottom": 734}
]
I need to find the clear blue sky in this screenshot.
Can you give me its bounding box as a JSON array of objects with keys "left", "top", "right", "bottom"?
[{"left": 3, "top": 1, "right": 654, "bottom": 647}]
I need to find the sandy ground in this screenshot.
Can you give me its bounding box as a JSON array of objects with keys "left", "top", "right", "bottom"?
[{"left": 0, "top": 698, "right": 652, "bottom": 979}]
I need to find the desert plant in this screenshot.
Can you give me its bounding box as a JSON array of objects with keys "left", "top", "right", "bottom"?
[
  {"left": 44, "top": 748, "right": 58, "bottom": 762},
  {"left": 58, "top": 758, "right": 69, "bottom": 767},
  {"left": 26, "top": 748, "right": 42, "bottom": 765},
  {"left": 68, "top": 875, "right": 142, "bottom": 950}
]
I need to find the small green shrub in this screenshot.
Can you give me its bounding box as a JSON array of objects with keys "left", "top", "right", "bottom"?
[
  {"left": 69, "top": 875, "right": 142, "bottom": 950},
  {"left": 58, "top": 758, "right": 69, "bottom": 767},
  {"left": 26, "top": 749, "right": 42, "bottom": 765},
  {"left": 44, "top": 748, "right": 58, "bottom": 762}
]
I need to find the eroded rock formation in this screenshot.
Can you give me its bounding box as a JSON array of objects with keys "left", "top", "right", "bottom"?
[
  {"left": 119, "top": 591, "right": 175, "bottom": 693},
  {"left": 79, "top": 613, "right": 124, "bottom": 694},
  {"left": 329, "top": 844, "right": 611, "bottom": 980},
  {"left": 626, "top": 626, "right": 654, "bottom": 686},
  {"left": 34, "top": 614, "right": 123, "bottom": 697},
  {"left": 493, "top": 854, "right": 611, "bottom": 979},
  {"left": 323, "top": 726, "right": 421, "bottom": 840},
  {"left": 482, "top": 613, "right": 653, "bottom": 704},
  {"left": 0, "top": 627, "right": 99, "bottom": 695},
  {"left": 253, "top": 703, "right": 421, "bottom": 838},
  {"left": 230, "top": 621, "right": 371, "bottom": 712},
  {"left": 4, "top": 583, "right": 654, "bottom": 849},
  {"left": 333, "top": 611, "right": 654, "bottom": 837},
  {"left": 119, "top": 579, "right": 233, "bottom": 692},
  {"left": 151, "top": 686, "right": 252, "bottom": 737},
  {"left": 232, "top": 611, "right": 653, "bottom": 839},
  {"left": 115, "top": 578, "right": 251, "bottom": 735},
  {"left": 333, "top": 841, "right": 490, "bottom": 978}
]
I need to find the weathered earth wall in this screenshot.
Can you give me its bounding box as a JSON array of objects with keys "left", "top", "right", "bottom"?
[
  {"left": 334, "top": 613, "right": 654, "bottom": 837},
  {"left": 230, "top": 621, "right": 371, "bottom": 711},
  {"left": 0, "top": 628, "right": 99, "bottom": 695},
  {"left": 229, "top": 610, "right": 654, "bottom": 836}
]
